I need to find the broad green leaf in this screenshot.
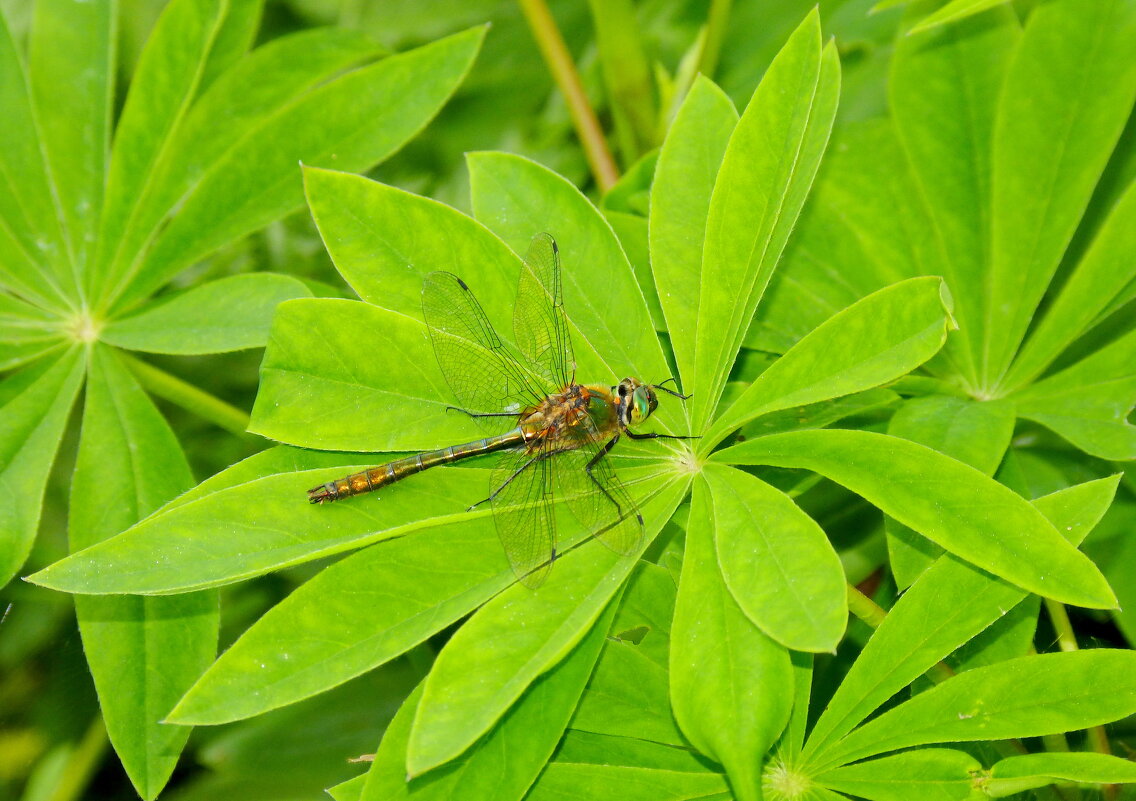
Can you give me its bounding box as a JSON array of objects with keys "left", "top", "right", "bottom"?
[
  {"left": 885, "top": 396, "right": 1016, "bottom": 588},
  {"left": 694, "top": 9, "right": 839, "bottom": 429},
  {"left": 983, "top": 0, "right": 1136, "bottom": 386},
  {"left": 363, "top": 598, "right": 618, "bottom": 801},
  {"left": 649, "top": 75, "right": 737, "bottom": 391},
  {"left": 717, "top": 430, "right": 1116, "bottom": 608},
  {"left": 604, "top": 210, "right": 665, "bottom": 333},
  {"left": 0, "top": 348, "right": 84, "bottom": 586},
  {"left": 29, "top": 0, "right": 113, "bottom": 273},
  {"left": 556, "top": 731, "right": 715, "bottom": 773},
  {"left": 1002, "top": 170, "right": 1136, "bottom": 392},
  {"left": 167, "top": 517, "right": 511, "bottom": 726},
  {"left": 406, "top": 480, "right": 686, "bottom": 776},
  {"left": 988, "top": 752, "right": 1136, "bottom": 797},
  {"left": 302, "top": 167, "right": 519, "bottom": 339},
  {"left": 670, "top": 476, "right": 793, "bottom": 801},
  {"left": 112, "top": 26, "right": 486, "bottom": 311},
  {"left": 1013, "top": 328, "right": 1136, "bottom": 460},
  {"left": 890, "top": 6, "right": 1018, "bottom": 386},
  {"left": 816, "top": 748, "right": 981, "bottom": 801},
  {"left": 93, "top": 0, "right": 227, "bottom": 300},
  {"left": 249, "top": 297, "right": 487, "bottom": 451},
  {"left": 0, "top": 290, "right": 63, "bottom": 371},
  {"left": 0, "top": 8, "right": 69, "bottom": 294},
  {"left": 0, "top": 219, "right": 68, "bottom": 312},
  {"left": 28, "top": 464, "right": 495, "bottom": 595},
  {"left": 705, "top": 277, "right": 952, "bottom": 447},
  {"left": 819, "top": 649, "right": 1136, "bottom": 768},
  {"left": 102, "top": 273, "right": 311, "bottom": 354},
  {"left": 197, "top": 0, "right": 263, "bottom": 90},
  {"left": 571, "top": 638, "right": 684, "bottom": 746},
  {"left": 753, "top": 119, "right": 937, "bottom": 355},
  {"left": 70, "top": 346, "right": 217, "bottom": 799},
  {"left": 526, "top": 764, "right": 729, "bottom": 801},
  {"left": 590, "top": 0, "right": 655, "bottom": 167},
  {"left": 108, "top": 27, "right": 384, "bottom": 311},
  {"left": 910, "top": 0, "right": 1012, "bottom": 34},
  {"left": 328, "top": 774, "right": 366, "bottom": 801},
  {"left": 467, "top": 152, "right": 673, "bottom": 430},
  {"left": 705, "top": 464, "right": 845, "bottom": 652}
]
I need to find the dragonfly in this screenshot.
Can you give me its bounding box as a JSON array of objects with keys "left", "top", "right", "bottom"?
[{"left": 308, "top": 233, "right": 691, "bottom": 587}]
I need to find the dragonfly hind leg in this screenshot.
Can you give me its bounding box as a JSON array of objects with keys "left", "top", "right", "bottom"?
[
  {"left": 466, "top": 450, "right": 559, "bottom": 511},
  {"left": 446, "top": 406, "right": 516, "bottom": 419}
]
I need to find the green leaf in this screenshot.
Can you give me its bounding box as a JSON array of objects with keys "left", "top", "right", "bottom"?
[
  {"left": 819, "top": 649, "right": 1136, "bottom": 768},
  {"left": 249, "top": 297, "right": 486, "bottom": 451},
  {"left": 28, "top": 464, "right": 495, "bottom": 595},
  {"left": 0, "top": 291, "right": 64, "bottom": 371},
  {"left": 467, "top": 152, "right": 672, "bottom": 423},
  {"left": 70, "top": 346, "right": 217, "bottom": 799},
  {"left": 556, "top": 730, "right": 715, "bottom": 773},
  {"left": 816, "top": 748, "right": 981, "bottom": 801},
  {"left": 102, "top": 273, "right": 311, "bottom": 354},
  {"left": 704, "top": 464, "right": 845, "bottom": 652},
  {"left": 0, "top": 348, "right": 84, "bottom": 586},
  {"left": 363, "top": 597, "right": 618, "bottom": 801},
  {"left": 526, "top": 764, "right": 729, "bottom": 801},
  {"left": 1003, "top": 179, "right": 1136, "bottom": 392},
  {"left": 589, "top": 0, "right": 656, "bottom": 166},
  {"left": 0, "top": 8, "right": 70, "bottom": 298},
  {"left": 754, "top": 119, "right": 937, "bottom": 356},
  {"left": 670, "top": 476, "right": 793, "bottom": 801},
  {"left": 983, "top": 0, "right": 1136, "bottom": 386},
  {"left": 112, "top": 25, "right": 486, "bottom": 311},
  {"left": 406, "top": 480, "right": 686, "bottom": 777},
  {"left": 649, "top": 75, "right": 737, "bottom": 394},
  {"left": 802, "top": 476, "right": 1119, "bottom": 763},
  {"left": 694, "top": 9, "right": 840, "bottom": 429},
  {"left": 197, "top": 0, "right": 263, "bottom": 90},
  {"left": 302, "top": 167, "right": 519, "bottom": 337},
  {"left": 167, "top": 517, "right": 511, "bottom": 725},
  {"left": 1013, "top": 328, "right": 1136, "bottom": 460},
  {"left": 28, "top": 0, "right": 114, "bottom": 271},
  {"left": 93, "top": 0, "right": 228, "bottom": 300},
  {"left": 107, "top": 26, "right": 384, "bottom": 311},
  {"left": 705, "top": 277, "right": 952, "bottom": 446},
  {"left": 889, "top": 5, "right": 1018, "bottom": 385},
  {"left": 988, "top": 752, "right": 1136, "bottom": 797},
  {"left": 328, "top": 774, "right": 366, "bottom": 801},
  {"left": 885, "top": 396, "right": 1016, "bottom": 588},
  {"left": 571, "top": 638, "right": 684, "bottom": 746},
  {"left": 909, "top": 0, "right": 1012, "bottom": 34},
  {"left": 717, "top": 430, "right": 1116, "bottom": 608}
]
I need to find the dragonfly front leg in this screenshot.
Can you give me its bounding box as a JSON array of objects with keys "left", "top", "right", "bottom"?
[
  {"left": 625, "top": 430, "right": 699, "bottom": 441},
  {"left": 584, "top": 433, "right": 642, "bottom": 526}
]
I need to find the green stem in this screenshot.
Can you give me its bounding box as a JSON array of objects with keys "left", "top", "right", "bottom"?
[
  {"left": 696, "top": 0, "right": 732, "bottom": 79},
  {"left": 120, "top": 352, "right": 252, "bottom": 435},
  {"left": 46, "top": 714, "right": 108, "bottom": 801},
  {"left": 518, "top": 0, "right": 620, "bottom": 191}
]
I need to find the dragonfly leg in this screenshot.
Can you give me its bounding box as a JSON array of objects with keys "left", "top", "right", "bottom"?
[
  {"left": 585, "top": 434, "right": 641, "bottom": 525},
  {"left": 467, "top": 449, "right": 562, "bottom": 511},
  {"left": 625, "top": 430, "right": 699, "bottom": 441}
]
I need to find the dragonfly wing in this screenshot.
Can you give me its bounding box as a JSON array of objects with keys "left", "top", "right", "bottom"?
[
  {"left": 554, "top": 425, "right": 644, "bottom": 557},
  {"left": 489, "top": 441, "right": 557, "bottom": 588},
  {"left": 513, "top": 233, "right": 575, "bottom": 389},
  {"left": 422, "top": 271, "right": 548, "bottom": 414}
]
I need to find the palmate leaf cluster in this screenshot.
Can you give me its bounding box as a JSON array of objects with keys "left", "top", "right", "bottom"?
[{"left": 8, "top": 1, "right": 1136, "bottom": 800}]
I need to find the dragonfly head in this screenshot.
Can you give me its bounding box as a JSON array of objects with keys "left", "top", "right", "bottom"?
[{"left": 616, "top": 377, "right": 657, "bottom": 427}]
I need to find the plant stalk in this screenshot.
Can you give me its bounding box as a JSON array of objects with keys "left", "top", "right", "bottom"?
[
  {"left": 518, "top": 0, "right": 620, "bottom": 191},
  {"left": 120, "top": 352, "right": 252, "bottom": 435}
]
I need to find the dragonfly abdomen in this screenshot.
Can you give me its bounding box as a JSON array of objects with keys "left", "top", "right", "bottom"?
[{"left": 307, "top": 428, "right": 527, "bottom": 503}]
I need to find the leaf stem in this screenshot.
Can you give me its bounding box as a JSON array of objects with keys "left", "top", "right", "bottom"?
[
  {"left": 518, "top": 0, "right": 620, "bottom": 191},
  {"left": 119, "top": 352, "right": 252, "bottom": 435},
  {"left": 46, "top": 714, "right": 108, "bottom": 801}
]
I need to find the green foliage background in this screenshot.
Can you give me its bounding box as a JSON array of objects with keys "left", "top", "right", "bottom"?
[{"left": 1, "top": 1, "right": 1134, "bottom": 800}]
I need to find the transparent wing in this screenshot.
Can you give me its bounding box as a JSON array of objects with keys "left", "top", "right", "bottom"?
[
  {"left": 422, "top": 271, "right": 548, "bottom": 414},
  {"left": 489, "top": 442, "right": 558, "bottom": 588},
  {"left": 513, "top": 233, "right": 575, "bottom": 390},
  {"left": 554, "top": 422, "right": 643, "bottom": 557}
]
